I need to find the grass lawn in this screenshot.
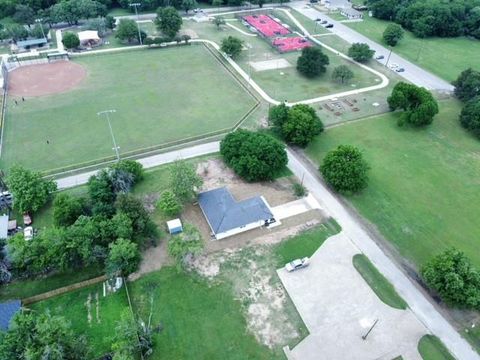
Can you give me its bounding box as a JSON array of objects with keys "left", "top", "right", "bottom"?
[
  {"left": 30, "top": 283, "right": 130, "bottom": 357},
  {"left": 274, "top": 218, "right": 340, "bottom": 266},
  {"left": 1, "top": 45, "right": 256, "bottom": 173},
  {"left": 187, "top": 12, "right": 381, "bottom": 103},
  {"left": 306, "top": 98, "right": 480, "bottom": 269},
  {"left": 353, "top": 254, "right": 407, "bottom": 309},
  {"left": 130, "top": 268, "right": 278, "bottom": 360},
  {"left": 345, "top": 16, "right": 480, "bottom": 82},
  {"left": 418, "top": 335, "right": 454, "bottom": 360},
  {"left": 0, "top": 264, "right": 102, "bottom": 301}
]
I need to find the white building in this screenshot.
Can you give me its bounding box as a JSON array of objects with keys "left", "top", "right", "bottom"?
[{"left": 198, "top": 187, "right": 275, "bottom": 240}]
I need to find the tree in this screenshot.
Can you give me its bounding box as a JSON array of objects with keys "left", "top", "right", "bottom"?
[
  {"left": 383, "top": 23, "right": 404, "bottom": 46},
  {"left": 112, "top": 309, "right": 153, "bottom": 358},
  {"left": 212, "top": 0, "right": 223, "bottom": 6},
  {"left": 4, "top": 24, "right": 28, "bottom": 41},
  {"left": 220, "top": 129, "right": 288, "bottom": 182},
  {"left": 220, "top": 35, "right": 243, "bottom": 58},
  {"left": 168, "top": 224, "right": 203, "bottom": 270},
  {"left": 116, "top": 18, "right": 144, "bottom": 43},
  {"left": 421, "top": 248, "right": 480, "bottom": 309},
  {"left": 453, "top": 68, "right": 480, "bottom": 102},
  {"left": 157, "top": 190, "right": 182, "bottom": 216},
  {"left": 13, "top": 4, "right": 35, "bottom": 26},
  {"left": 88, "top": 170, "right": 115, "bottom": 216},
  {"left": 106, "top": 238, "right": 140, "bottom": 276},
  {"left": 53, "top": 193, "right": 86, "bottom": 227},
  {"left": 50, "top": 0, "right": 107, "bottom": 25},
  {"left": 85, "top": 17, "right": 107, "bottom": 37},
  {"left": 320, "top": 145, "right": 370, "bottom": 194},
  {"left": 6, "top": 165, "right": 57, "bottom": 214},
  {"left": 348, "top": 43, "right": 375, "bottom": 63},
  {"left": 296, "top": 46, "right": 329, "bottom": 78},
  {"left": 331, "top": 65, "right": 354, "bottom": 84},
  {"left": 268, "top": 102, "right": 289, "bottom": 132},
  {"left": 0, "top": 312, "right": 91, "bottom": 359},
  {"left": 29, "top": 23, "right": 49, "bottom": 39},
  {"left": 281, "top": 104, "right": 324, "bottom": 147},
  {"left": 387, "top": 82, "right": 439, "bottom": 126},
  {"left": 213, "top": 16, "right": 226, "bottom": 29},
  {"left": 62, "top": 31, "right": 80, "bottom": 49},
  {"left": 156, "top": 6, "right": 182, "bottom": 39},
  {"left": 115, "top": 194, "right": 153, "bottom": 238},
  {"left": 459, "top": 97, "right": 480, "bottom": 138},
  {"left": 106, "top": 14, "right": 116, "bottom": 29},
  {"left": 169, "top": 160, "right": 203, "bottom": 203},
  {"left": 181, "top": 0, "right": 197, "bottom": 13}
]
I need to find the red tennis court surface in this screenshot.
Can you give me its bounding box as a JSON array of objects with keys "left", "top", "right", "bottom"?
[
  {"left": 273, "top": 37, "right": 312, "bottom": 52},
  {"left": 243, "top": 14, "right": 290, "bottom": 37}
]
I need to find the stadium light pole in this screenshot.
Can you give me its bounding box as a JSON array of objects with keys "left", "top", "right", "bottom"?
[
  {"left": 129, "top": 3, "right": 143, "bottom": 45},
  {"left": 35, "top": 18, "right": 47, "bottom": 42},
  {"left": 97, "top": 110, "right": 120, "bottom": 162}
]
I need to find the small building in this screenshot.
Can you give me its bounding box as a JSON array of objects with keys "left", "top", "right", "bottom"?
[
  {"left": 340, "top": 7, "right": 363, "bottom": 19},
  {"left": 167, "top": 218, "right": 183, "bottom": 235},
  {"left": 12, "top": 38, "right": 48, "bottom": 53},
  {"left": 0, "top": 300, "right": 21, "bottom": 331},
  {"left": 78, "top": 30, "right": 102, "bottom": 48},
  {"left": 198, "top": 187, "right": 275, "bottom": 240}
]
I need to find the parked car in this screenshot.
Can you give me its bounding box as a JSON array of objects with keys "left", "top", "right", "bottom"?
[
  {"left": 315, "top": 18, "right": 322, "bottom": 22},
  {"left": 193, "top": 8, "right": 202, "bottom": 13},
  {"left": 24, "top": 226, "right": 34, "bottom": 241},
  {"left": 321, "top": 20, "right": 328, "bottom": 24},
  {"left": 285, "top": 257, "right": 309, "bottom": 272},
  {"left": 388, "top": 62, "right": 399, "bottom": 70},
  {"left": 375, "top": 55, "right": 384, "bottom": 60},
  {"left": 396, "top": 68, "right": 405, "bottom": 72},
  {"left": 325, "top": 24, "right": 334, "bottom": 28}
]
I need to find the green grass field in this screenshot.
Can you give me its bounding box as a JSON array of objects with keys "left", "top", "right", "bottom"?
[
  {"left": 418, "top": 335, "right": 454, "bottom": 360},
  {"left": 345, "top": 16, "right": 480, "bottom": 82},
  {"left": 306, "top": 99, "right": 480, "bottom": 269},
  {"left": 130, "top": 268, "right": 278, "bottom": 360},
  {"left": 1, "top": 45, "right": 256, "bottom": 172},
  {"left": 30, "top": 283, "right": 130, "bottom": 357},
  {"left": 353, "top": 254, "right": 407, "bottom": 309}
]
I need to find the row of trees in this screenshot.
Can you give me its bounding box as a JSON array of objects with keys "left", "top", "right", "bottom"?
[
  {"left": 454, "top": 68, "right": 480, "bottom": 138},
  {"left": 367, "top": 0, "right": 480, "bottom": 39}
]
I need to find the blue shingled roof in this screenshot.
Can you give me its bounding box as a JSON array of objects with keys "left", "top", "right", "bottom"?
[
  {"left": 198, "top": 187, "right": 273, "bottom": 235},
  {"left": 17, "top": 38, "right": 47, "bottom": 47},
  {"left": 0, "top": 300, "right": 21, "bottom": 331}
]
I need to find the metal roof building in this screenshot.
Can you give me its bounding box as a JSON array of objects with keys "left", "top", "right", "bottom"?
[{"left": 198, "top": 187, "right": 275, "bottom": 240}]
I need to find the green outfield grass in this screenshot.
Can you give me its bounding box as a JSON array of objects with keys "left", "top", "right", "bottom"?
[
  {"left": 30, "top": 283, "right": 131, "bottom": 357},
  {"left": 345, "top": 16, "right": 480, "bottom": 82},
  {"left": 1, "top": 45, "right": 256, "bottom": 172},
  {"left": 418, "top": 335, "right": 454, "bottom": 360},
  {"left": 306, "top": 99, "right": 480, "bottom": 269}
]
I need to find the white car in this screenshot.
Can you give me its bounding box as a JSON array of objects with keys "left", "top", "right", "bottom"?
[
  {"left": 24, "top": 226, "right": 34, "bottom": 241},
  {"left": 285, "top": 257, "right": 309, "bottom": 272},
  {"left": 388, "top": 62, "right": 399, "bottom": 70}
]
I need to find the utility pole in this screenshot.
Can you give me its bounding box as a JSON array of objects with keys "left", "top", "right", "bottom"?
[
  {"left": 362, "top": 319, "right": 379, "bottom": 341},
  {"left": 97, "top": 110, "right": 120, "bottom": 162},
  {"left": 384, "top": 47, "right": 393, "bottom": 68},
  {"left": 35, "top": 18, "right": 47, "bottom": 42},
  {"left": 129, "top": 3, "right": 143, "bottom": 45}
]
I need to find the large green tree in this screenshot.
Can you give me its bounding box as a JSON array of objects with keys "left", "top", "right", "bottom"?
[
  {"left": 296, "top": 46, "right": 329, "bottom": 78},
  {"left": 220, "top": 35, "right": 243, "bottom": 58},
  {"left": 387, "top": 82, "right": 439, "bottom": 126},
  {"left": 169, "top": 160, "right": 203, "bottom": 203},
  {"left": 156, "top": 6, "right": 182, "bottom": 39},
  {"left": 50, "top": 0, "right": 106, "bottom": 25},
  {"left": 347, "top": 43, "right": 375, "bottom": 63},
  {"left": 453, "top": 68, "right": 480, "bottom": 102},
  {"left": 331, "top": 65, "right": 354, "bottom": 84},
  {"left": 106, "top": 238, "right": 140, "bottom": 276},
  {"left": 53, "top": 193, "right": 86, "bottom": 227},
  {"left": 62, "top": 31, "right": 80, "bottom": 49},
  {"left": 13, "top": 4, "right": 35, "bottom": 26},
  {"left": 181, "top": 0, "right": 197, "bottom": 13},
  {"left": 382, "top": 23, "right": 404, "bottom": 46},
  {"left": 6, "top": 165, "right": 57, "bottom": 214},
  {"left": 459, "top": 97, "right": 480, "bottom": 138},
  {"left": 268, "top": 102, "right": 289, "bottom": 133},
  {"left": 220, "top": 129, "right": 288, "bottom": 181},
  {"left": 116, "top": 18, "right": 145, "bottom": 43},
  {"left": 320, "top": 145, "right": 370, "bottom": 194},
  {"left": 111, "top": 160, "right": 145, "bottom": 183},
  {"left": 282, "top": 104, "right": 324, "bottom": 147},
  {"left": 0, "top": 312, "right": 91, "bottom": 359},
  {"left": 421, "top": 248, "right": 480, "bottom": 309}
]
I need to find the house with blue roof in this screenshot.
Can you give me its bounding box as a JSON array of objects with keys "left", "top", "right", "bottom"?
[
  {"left": 198, "top": 187, "right": 276, "bottom": 240},
  {"left": 0, "top": 300, "right": 21, "bottom": 331}
]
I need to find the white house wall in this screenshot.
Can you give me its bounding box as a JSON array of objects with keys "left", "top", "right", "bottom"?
[{"left": 215, "top": 220, "right": 266, "bottom": 240}]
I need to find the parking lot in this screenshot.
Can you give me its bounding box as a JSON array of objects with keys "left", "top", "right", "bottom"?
[{"left": 278, "top": 232, "right": 427, "bottom": 360}]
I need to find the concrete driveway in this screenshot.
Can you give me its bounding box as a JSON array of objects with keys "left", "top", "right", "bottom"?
[{"left": 278, "top": 233, "right": 427, "bottom": 360}]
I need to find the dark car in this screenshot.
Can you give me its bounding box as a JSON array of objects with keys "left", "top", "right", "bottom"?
[
  {"left": 316, "top": 18, "right": 322, "bottom": 22},
  {"left": 325, "top": 24, "right": 334, "bottom": 28},
  {"left": 321, "top": 20, "right": 328, "bottom": 24},
  {"left": 396, "top": 68, "right": 405, "bottom": 73}
]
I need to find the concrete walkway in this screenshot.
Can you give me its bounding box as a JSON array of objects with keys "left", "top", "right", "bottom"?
[
  {"left": 271, "top": 193, "right": 321, "bottom": 220},
  {"left": 226, "top": 22, "right": 258, "bottom": 37}
]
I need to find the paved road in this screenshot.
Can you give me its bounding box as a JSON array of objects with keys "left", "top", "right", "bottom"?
[
  {"left": 55, "top": 141, "right": 479, "bottom": 359},
  {"left": 289, "top": 1, "right": 454, "bottom": 91}
]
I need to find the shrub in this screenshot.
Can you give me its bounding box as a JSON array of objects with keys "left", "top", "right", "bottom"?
[
  {"left": 293, "top": 183, "right": 306, "bottom": 197},
  {"left": 459, "top": 97, "right": 480, "bottom": 138},
  {"left": 348, "top": 43, "right": 374, "bottom": 62},
  {"left": 157, "top": 190, "right": 182, "bottom": 216}
]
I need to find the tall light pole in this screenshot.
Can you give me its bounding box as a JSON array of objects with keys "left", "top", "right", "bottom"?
[
  {"left": 129, "top": 3, "right": 143, "bottom": 45},
  {"left": 384, "top": 46, "right": 393, "bottom": 68},
  {"left": 35, "top": 18, "right": 47, "bottom": 42},
  {"left": 97, "top": 110, "right": 120, "bottom": 162}
]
